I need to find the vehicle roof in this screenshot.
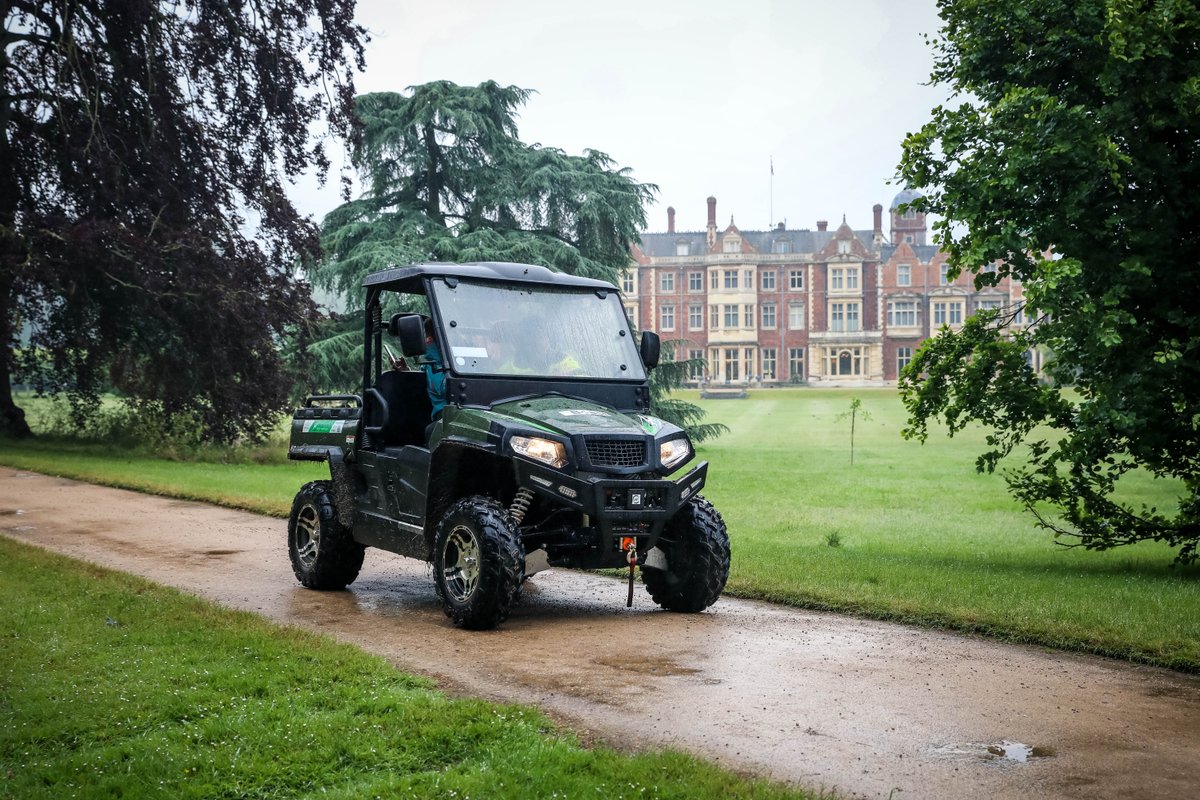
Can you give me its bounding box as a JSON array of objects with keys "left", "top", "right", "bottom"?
[{"left": 362, "top": 261, "right": 619, "bottom": 294}]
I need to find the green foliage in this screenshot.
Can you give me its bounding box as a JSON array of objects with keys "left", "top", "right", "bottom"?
[
  {"left": 898, "top": 0, "right": 1200, "bottom": 564},
  {"left": 312, "top": 81, "right": 656, "bottom": 301},
  {"left": 1, "top": 0, "right": 366, "bottom": 442},
  {"left": 649, "top": 346, "right": 728, "bottom": 444}
]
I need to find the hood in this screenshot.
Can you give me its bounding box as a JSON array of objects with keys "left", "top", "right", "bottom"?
[{"left": 491, "top": 396, "right": 666, "bottom": 438}]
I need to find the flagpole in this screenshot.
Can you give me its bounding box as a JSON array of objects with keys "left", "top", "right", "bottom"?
[{"left": 770, "top": 156, "right": 774, "bottom": 228}]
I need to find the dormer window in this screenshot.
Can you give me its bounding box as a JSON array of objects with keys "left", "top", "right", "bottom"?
[
  {"left": 772, "top": 239, "right": 792, "bottom": 254},
  {"left": 723, "top": 237, "right": 740, "bottom": 253},
  {"left": 675, "top": 240, "right": 690, "bottom": 256}
]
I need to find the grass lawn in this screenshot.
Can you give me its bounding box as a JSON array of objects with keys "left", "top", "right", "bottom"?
[
  {"left": 1, "top": 388, "right": 1196, "bottom": 671},
  {"left": 692, "top": 388, "right": 1198, "bottom": 671},
  {"left": 0, "top": 537, "right": 816, "bottom": 800}
]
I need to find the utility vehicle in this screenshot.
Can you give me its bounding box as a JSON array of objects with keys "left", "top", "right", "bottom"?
[{"left": 287, "top": 262, "right": 730, "bottom": 629}]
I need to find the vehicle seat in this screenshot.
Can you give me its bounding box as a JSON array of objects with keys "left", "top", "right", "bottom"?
[{"left": 367, "top": 370, "right": 433, "bottom": 447}]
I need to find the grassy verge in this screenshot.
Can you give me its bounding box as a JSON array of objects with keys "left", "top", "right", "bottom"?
[
  {"left": 2, "top": 389, "right": 1197, "bottom": 672},
  {"left": 694, "top": 388, "right": 1199, "bottom": 672},
  {"left": 0, "top": 537, "right": 817, "bottom": 800}
]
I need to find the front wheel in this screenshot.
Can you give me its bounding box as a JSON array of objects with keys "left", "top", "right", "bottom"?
[
  {"left": 643, "top": 495, "right": 730, "bottom": 612},
  {"left": 433, "top": 496, "right": 525, "bottom": 630},
  {"left": 288, "top": 481, "right": 365, "bottom": 589}
]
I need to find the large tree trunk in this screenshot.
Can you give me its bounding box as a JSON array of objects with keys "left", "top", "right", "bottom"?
[{"left": 0, "top": 273, "right": 31, "bottom": 439}]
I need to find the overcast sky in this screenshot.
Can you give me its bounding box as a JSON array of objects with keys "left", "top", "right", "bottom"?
[{"left": 293, "top": 0, "right": 952, "bottom": 236}]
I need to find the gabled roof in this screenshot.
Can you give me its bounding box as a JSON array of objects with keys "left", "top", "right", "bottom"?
[
  {"left": 880, "top": 244, "right": 942, "bottom": 264},
  {"left": 637, "top": 228, "right": 877, "bottom": 259}
]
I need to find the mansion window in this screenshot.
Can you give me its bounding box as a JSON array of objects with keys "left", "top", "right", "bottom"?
[
  {"left": 723, "top": 348, "right": 740, "bottom": 381},
  {"left": 772, "top": 239, "right": 792, "bottom": 254},
  {"left": 710, "top": 305, "right": 720, "bottom": 329},
  {"left": 933, "top": 300, "right": 964, "bottom": 326},
  {"left": 829, "top": 301, "right": 860, "bottom": 332},
  {"left": 710, "top": 271, "right": 720, "bottom": 290},
  {"left": 723, "top": 269, "right": 738, "bottom": 289},
  {"left": 837, "top": 239, "right": 852, "bottom": 254},
  {"left": 788, "top": 302, "right": 805, "bottom": 330},
  {"left": 830, "top": 267, "right": 860, "bottom": 291},
  {"left": 660, "top": 305, "right": 675, "bottom": 331},
  {"left": 660, "top": 272, "right": 675, "bottom": 292},
  {"left": 887, "top": 300, "right": 920, "bottom": 327},
  {"left": 744, "top": 269, "right": 753, "bottom": 287},
  {"left": 689, "top": 305, "right": 704, "bottom": 330},
  {"left": 939, "top": 264, "right": 950, "bottom": 285},
  {"left": 688, "top": 271, "right": 703, "bottom": 291},
  {"left": 675, "top": 241, "right": 690, "bottom": 256},
  {"left": 975, "top": 299, "right": 1003, "bottom": 314},
  {"left": 723, "top": 237, "right": 741, "bottom": 253},
  {"left": 788, "top": 348, "right": 805, "bottom": 380},
  {"left": 744, "top": 304, "right": 755, "bottom": 329},
  {"left": 762, "top": 348, "right": 777, "bottom": 380},
  {"left": 789, "top": 269, "right": 804, "bottom": 290},
  {"left": 897, "top": 346, "right": 914, "bottom": 374},
  {"left": 897, "top": 263, "right": 911, "bottom": 287},
  {"left": 723, "top": 304, "right": 740, "bottom": 328},
  {"left": 761, "top": 303, "right": 777, "bottom": 329},
  {"left": 828, "top": 347, "right": 865, "bottom": 376},
  {"left": 622, "top": 272, "right": 635, "bottom": 294},
  {"left": 688, "top": 349, "right": 705, "bottom": 380},
  {"left": 761, "top": 270, "right": 776, "bottom": 290}
]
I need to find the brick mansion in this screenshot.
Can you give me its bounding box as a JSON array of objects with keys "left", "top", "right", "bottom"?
[{"left": 623, "top": 191, "right": 1029, "bottom": 386}]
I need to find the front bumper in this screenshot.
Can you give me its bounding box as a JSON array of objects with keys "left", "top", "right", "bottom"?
[{"left": 513, "top": 459, "right": 708, "bottom": 546}]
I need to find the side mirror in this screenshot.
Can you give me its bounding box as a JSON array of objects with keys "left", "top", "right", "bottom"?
[
  {"left": 639, "top": 331, "right": 661, "bottom": 370},
  {"left": 389, "top": 313, "right": 427, "bottom": 357}
]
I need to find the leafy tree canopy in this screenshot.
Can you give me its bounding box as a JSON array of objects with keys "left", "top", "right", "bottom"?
[
  {"left": 898, "top": 0, "right": 1200, "bottom": 563},
  {"left": 311, "top": 80, "right": 656, "bottom": 306},
  {"left": 2, "top": 0, "right": 366, "bottom": 441}
]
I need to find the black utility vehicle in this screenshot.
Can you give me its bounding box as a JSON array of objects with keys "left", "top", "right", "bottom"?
[{"left": 287, "top": 262, "right": 730, "bottom": 629}]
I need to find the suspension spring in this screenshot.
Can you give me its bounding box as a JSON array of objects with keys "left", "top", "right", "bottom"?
[{"left": 509, "top": 487, "right": 534, "bottom": 525}]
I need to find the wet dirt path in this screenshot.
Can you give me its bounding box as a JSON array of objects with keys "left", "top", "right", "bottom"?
[{"left": 4, "top": 470, "right": 1198, "bottom": 799}]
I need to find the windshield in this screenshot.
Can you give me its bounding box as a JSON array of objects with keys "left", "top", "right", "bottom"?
[{"left": 429, "top": 279, "right": 646, "bottom": 381}]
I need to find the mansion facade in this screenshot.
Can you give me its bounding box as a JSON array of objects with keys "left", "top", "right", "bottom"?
[{"left": 625, "top": 191, "right": 1030, "bottom": 385}]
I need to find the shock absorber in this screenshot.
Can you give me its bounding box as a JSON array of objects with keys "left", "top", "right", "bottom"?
[{"left": 508, "top": 487, "right": 534, "bottom": 525}]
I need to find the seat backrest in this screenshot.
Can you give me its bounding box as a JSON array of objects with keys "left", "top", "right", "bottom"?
[{"left": 367, "top": 370, "right": 433, "bottom": 447}]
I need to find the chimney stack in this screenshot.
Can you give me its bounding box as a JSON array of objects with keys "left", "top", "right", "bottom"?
[
  {"left": 873, "top": 204, "right": 883, "bottom": 235},
  {"left": 667, "top": 206, "right": 676, "bottom": 233},
  {"left": 707, "top": 196, "right": 717, "bottom": 228},
  {"left": 817, "top": 219, "right": 828, "bottom": 232}
]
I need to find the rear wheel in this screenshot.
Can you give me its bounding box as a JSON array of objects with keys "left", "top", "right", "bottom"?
[
  {"left": 643, "top": 495, "right": 730, "bottom": 612},
  {"left": 288, "top": 481, "right": 365, "bottom": 589},
  {"left": 433, "top": 496, "right": 525, "bottom": 630}
]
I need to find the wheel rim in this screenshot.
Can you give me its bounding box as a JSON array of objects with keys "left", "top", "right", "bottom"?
[
  {"left": 295, "top": 503, "right": 321, "bottom": 568},
  {"left": 441, "top": 525, "right": 481, "bottom": 603}
]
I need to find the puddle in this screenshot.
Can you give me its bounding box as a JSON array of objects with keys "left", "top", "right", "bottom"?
[
  {"left": 929, "top": 740, "right": 1056, "bottom": 764},
  {"left": 0, "top": 509, "right": 26, "bottom": 516},
  {"left": 202, "top": 549, "right": 239, "bottom": 556},
  {"left": 595, "top": 654, "right": 701, "bottom": 677}
]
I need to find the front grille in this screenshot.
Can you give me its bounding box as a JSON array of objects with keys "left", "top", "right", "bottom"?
[{"left": 585, "top": 438, "right": 647, "bottom": 469}]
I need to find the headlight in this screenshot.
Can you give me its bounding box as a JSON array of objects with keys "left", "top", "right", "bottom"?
[
  {"left": 510, "top": 436, "right": 568, "bottom": 469},
  {"left": 659, "top": 438, "right": 691, "bottom": 470}
]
